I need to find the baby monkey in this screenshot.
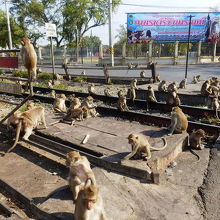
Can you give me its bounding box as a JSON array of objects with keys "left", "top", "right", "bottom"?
[
  {"left": 189, "top": 129, "right": 205, "bottom": 150},
  {"left": 53, "top": 93, "right": 67, "bottom": 113},
  {"left": 122, "top": 134, "right": 167, "bottom": 161}
]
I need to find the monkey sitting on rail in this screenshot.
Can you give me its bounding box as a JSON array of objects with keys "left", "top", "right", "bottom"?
[
  {"left": 158, "top": 80, "right": 167, "bottom": 92},
  {"left": 66, "top": 151, "right": 96, "bottom": 201},
  {"left": 201, "top": 80, "right": 212, "bottom": 96},
  {"left": 178, "top": 79, "right": 187, "bottom": 89},
  {"left": 166, "top": 89, "right": 181, "bottom": 106},
  {"left": 82, "top": 96, "right": 99, "bottom": 117},
  {"left": 88, "top": 83, "right": 96, "bottom": 95},
  {"left": 210, "top": 97, "right": 220, "bottom": 119},
  {"left": 167, "top": 106, "right": 188, "bottom": 135},
  {"left": 117, "top": 95, "right": 129, "bottom": 111},
  {"left": 192, "top": 75, "right": 200, "bottom": 84},
  {"left": 167, "top": 81, "right": 177, "bottom": 93},
  {"left": 74, "top": 185, "right": 107, "bottom": 220},
  {"left": 104, "top": 87, "right": 112, "bottom": 97},
  {"left": 146, "top": 85, "right": 157, "bottom": 102},
  {"left": 121, "top": 134, "right": 167, "bottom": 161}
]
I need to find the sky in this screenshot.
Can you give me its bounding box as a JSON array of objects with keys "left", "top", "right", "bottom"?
[{"left": 1, "top": 0, "right": 220, "bottom": 46}]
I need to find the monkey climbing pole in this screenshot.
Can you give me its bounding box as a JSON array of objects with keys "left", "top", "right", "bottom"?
[{"left": 0, "top": 49, "right": 33, "bottom": 126}]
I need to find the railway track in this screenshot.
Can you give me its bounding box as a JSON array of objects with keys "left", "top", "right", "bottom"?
[{"left": 0, "top": 85, "right": 220, "bottom": 135}]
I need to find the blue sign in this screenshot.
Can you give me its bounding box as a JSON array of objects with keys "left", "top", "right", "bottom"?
[{"left": 127, "top": 12, "right": 220, "bottom": 43}]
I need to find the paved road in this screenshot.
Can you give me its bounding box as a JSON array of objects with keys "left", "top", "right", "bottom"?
[{"left": 41, "top": 63, "right": 220, "bottom": 82}]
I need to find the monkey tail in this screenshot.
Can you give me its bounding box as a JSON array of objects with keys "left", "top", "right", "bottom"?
[
  {"left": 216, "top": 108, "right": 219, "bottom": 119},
  {"left": 150, "top": 137, "right": 167, "bottom": 151},
  {"left": 190, "top": 149, "right": 200, "bottom": 161},
  {"left": 6, "top": 119, "right": 22, "bottom": 153}
]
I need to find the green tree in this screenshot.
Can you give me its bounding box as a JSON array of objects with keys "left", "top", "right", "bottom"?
[
  {"left": 0, "top": 10, "right": 24, "bottom": 48},
  {"left": 11, "top": 0, "right": 121, "bottom": 47},
  {"left": 81, "top": 36, "right": 101, "bottom": 47}
]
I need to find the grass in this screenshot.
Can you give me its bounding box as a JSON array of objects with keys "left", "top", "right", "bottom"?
[
  {"left": 0, "top": 70, "right": 5, "bottom": 75},
  {"left": 72, "top": 76, "right": 87, "bottom": 83},
  {"left": 12, "top": 70, "right": 28, "bottom": 78}
]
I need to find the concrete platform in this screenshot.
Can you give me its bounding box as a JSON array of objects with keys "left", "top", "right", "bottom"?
[{"left": 41, "top": 114, "right": 188, "bottom": 183}]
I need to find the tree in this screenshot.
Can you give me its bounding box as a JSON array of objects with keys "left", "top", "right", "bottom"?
[
  {"left": 0, "top": 10, "right": 24, "bottom": 48},
  {"left": 81, "top": 36, "right": 101, "bottom": 47},
  {"left": 10, "top": 0, "right": 122, "bottom": 47}
]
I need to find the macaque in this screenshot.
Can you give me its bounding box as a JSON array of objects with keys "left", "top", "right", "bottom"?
[
  {"left": 130, "top": 79, "right": 137, "bottom": 90},
  {"left": 210, "top": 86, "right": 220, "bottom": 96},
  {"left": 122, "top": 134, "right": 167, "bottom": 161},
  {"left": 166, "top": 89, "right": 177, "bottom": 105},
  {"left": 104, "top": 87, "right": 112, "bottom": 97},
  {"left": 103, "top": 64, "right": 111, "bottom": 84},
  {"left": 50, "top": 90, "right": 56, "bottom": 98},
  {"left": 117, "top": 89, "right": 124, "bottom": 97},
  {"left": 55, "top": 73, "right": 63, "bottom": 81},
  {"left": 130, "top": 86, "right": 136, "bottom": 102},
  {"left": 82, "top": 96, "right": 98, "bottom": 117},
  {"left": 167, "top": 82, "right": 177, "bottom": 92},
  {"left": 69, "top": 97, "right": 81, "bottom": 110},
  {"left": 179, "top": 79, "right": 187, "bottom": 89},
  {"left": 174, "top": 94, "right": 181, "bottom": 106},
  {"left": 65, "top": 107, "right": 89, "bottom": 125},
  {"left": 210, "top": 77, "right": 219, "bottom": 86},
  {"left": 168, "top": 106, "right": 188, "bottom": 135},
  {"left": 7, "top": 111, "right": 22, "bottom": 130},
  {"left": 155, "top": 74, "right": 161, "bottom": 82},
  {"left": 81, "top": 70, "right": 86, "bottom": 75},
  {"left": 48, "top": 80, "right": 53, "bottom": 89},
  {"left": 210, "top": 97, "right": 219, "bottom": 119},
  {"left": 53, "top": 94, "right": 67, "bottom": 113},
  {"left": 140, "top": 71, "right": 145, "bottom": 78},
  {"left": 6, "top": 106, "right": 47, "bottom": 153},
  {"left": 26, "top": 101, "right": 35, "bottom": 110},
  {"left": 201, "top": 80, "right": 211, "bottom": 96},
  {"left": 20, "top": 37, "right": 37, "bottom": 94},
  {"left": 192, "top": 75, "right": 200, "bottom": 84},
  {"left": 88, "top": 84, "right": 96, "bottom": 95},
  {"left": 74, "top": 185, "right": 106, "bottom": 220},
  {"left": 158, "top": 80, "right": 167, "bottom": 92},
  {"left": 189, "top": 129, "right": 205, "bottom": 150},
  {"left": 117, "top": 95, "right": 129, "bottom": 111},
  {"left": 146, "top": 85, "right": 157, "bottom": 102},
  {"left": 66, "top": 151, "right": 96, "bottom": 201},
  {"left": 127, "top": 63, "right": 133, "bottom": 69}
]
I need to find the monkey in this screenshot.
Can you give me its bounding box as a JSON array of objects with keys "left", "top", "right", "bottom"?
[
  {"left": 48, "top": 80, "right": 53, "bottom": 89},
  {"left": 166, "top": 89, "right": 177, "bottom": 105},
  {"left": 210, "top": 86, "right": 220, "bottom": 97},
  {"left": 26, "top": 101, "right": 35, "bottom": 110},
  {"left": 210, "top": 97, "right": 219, "bottom": 119},
  {"left": 192, "top": 75, "right": 200, "bottom": 84},
  {"left": 122, "top": 134, "right": 167, "bottom": 161},
  {"left": 179, "top": 79, "right": 187, "bottom": 89},
  {"left": 50, "top": 90, "right": 56, "bottom": 98},
  {"left": 65, "top": 107, "right": 89, "bottom": 125},
  {"left": 174, "top": 94, "right": 181, "bottom": 106},
  {"left": 117, "top": 95, "right": 129, "bottom": 111},
  {"left": 69, "top": 97, "right": 81, "bottom": 110},
  {"left": 210, "top": 77, "right": 219, "bottom": 86},
  {"left": 55, "top": 73, "right": 63, "bottom": 81},
  {"left": 88, "top": 83, "right": 96, "bottom": 95},
  {"left": 74, "top": 185, "right": 107, "bottom": 220},
  {"left": 167, "top": 81, "right": 177, "bottom": 92},
  {"left": 81, "top": 70, "right": 86, "bottom": 75},
  {"left": 66, "top": 151, "right": 96, "bottom": 201},
  {"left": 189, "top": 129, "right": 205, "bottom": 150},
  {"left": 146, "top": 85, "right": 157, "bottom": 102},
  {"left": 158, "top": 80, "right": 167, "bottom": 92},
  {"left": 36, "top": 67, "right": 42, "bottom": 74},
  {"left": 129, "top": 86, "right": 136, "bottom": 102},
  {"left": 168, "top": 106, "right": 188, "bottom": 135},
  {"left": 20, "top": 37, "right": 37, "bottom": 94},
  {"left": 103, "top": 64, "right": 111, "bottom": 84},
  {"left": 82, "top": 96, "right": 98, "bottom": 117},
  {"left": 104, "top": 87, "right": 112, "bottom": 97},
  {"left": 6, "top": 106, "right": 47, "bottom": 154},
  {"left": 130, "top": 79, "right": 137, "bottom": 89},
  {"left": 117, "top": 89, "right": 125, "bottom": 98},
  {"left": 201, "top": 80, "right": 212, "bottom": 96},
  {"left": 140, "top": 71, "right": 145, "bottom": 78},
  {"left": 127, "top": 63, "right": 133, "bottom": 69},
  {"left": 155, "top": 74, "right": 161, "bottom": 82},
  {"left": 7, "top": 111, "right": 22, "bottom": 131},
  {"left": 53, "top": 93, "right": 67, "bottom": 113}
]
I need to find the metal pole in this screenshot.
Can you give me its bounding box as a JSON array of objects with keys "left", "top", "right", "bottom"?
[
  {"left": 185, "top": 15, "right": 194, "bottom": 79},
  {"left": 108, "top": 0, "right": 114, "bottom": 67},
  {"left": 91, "top": 30, "right": 93, "bottom": 64},
  {"left": 50, "top": 37, "right": 55, "bottom": 85},
  {"left": 4, "top": 0, "right": 12, "bottom": 49}
]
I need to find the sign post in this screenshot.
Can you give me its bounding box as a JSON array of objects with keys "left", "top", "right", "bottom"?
[{"left": 45, "top": 23, "right": 57, "bottom": 85}]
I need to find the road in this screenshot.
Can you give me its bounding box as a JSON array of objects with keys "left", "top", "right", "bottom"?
[{"left": 40, "top": 63, "right": 220, "bottom": 82}]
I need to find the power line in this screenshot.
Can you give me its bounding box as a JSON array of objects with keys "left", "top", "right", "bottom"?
[{"left": 120, "top": 3, "right": 210, "bottom": 9}]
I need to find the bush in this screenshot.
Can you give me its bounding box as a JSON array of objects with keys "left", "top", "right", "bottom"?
[
  {"left": 53, "top": 83, "right": 68, "bottom": 90},
  {"left": 12, "top": 70, "right": 28, "bottom": 78},
  {"left": 72, "top": 76, "right": 87, "bottom": 83},
  {"left": 38, "top": 72, "right": 53, "bottom": 80},
  {"left": 0, "top": 69, "right": 5, "bottom": 75}
]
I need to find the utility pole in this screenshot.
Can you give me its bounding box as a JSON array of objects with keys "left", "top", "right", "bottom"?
[
  {"left": 108, "top": 0, "right": 114, "bottom": 66},
  {"left": 185, "top": 15, "right": 194, "bottom": 79},
  {"left": 4, "top": 0, "right": 12, "bottom": 49}
]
